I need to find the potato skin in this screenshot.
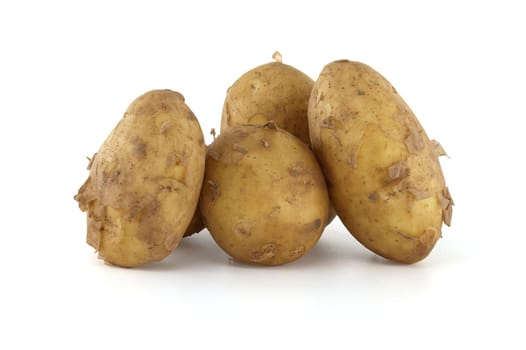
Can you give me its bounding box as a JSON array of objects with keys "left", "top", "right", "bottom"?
[
  {"left": 221, "top": 61, "right": 314, "bottom": 144},
  {"left": 75, "top": 90, "right": 206, "bottom": 267},
  {"left": 309, "top": 61, "right": 452, "bottom": 263},
  {"left": 200, "top": 124, "right": 329, "bottom": 266}
]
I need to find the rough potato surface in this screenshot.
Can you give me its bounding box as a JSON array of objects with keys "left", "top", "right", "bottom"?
[
  {"left": 75, "top": 90, "right": 206, "bottom": 267},
  {"left": 221, "top": 61, "right": 314, "bottom": 144},
  {"left": 309, "top": 61, "right": 452, "bottom": 263},
  {"left": 200, "top": 124, "right": 330, "bottom": 266}
]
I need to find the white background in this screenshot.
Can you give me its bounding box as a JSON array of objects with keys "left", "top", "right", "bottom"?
[{"left": 1, "top": 0, "right": 524, "bottom": 349}]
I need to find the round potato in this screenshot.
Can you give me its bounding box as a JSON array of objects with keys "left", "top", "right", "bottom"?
[
  {"left": 75, "top": 90, "right": 206, "bottom": 267},
  {"left": 200, "top": 123, "right": 330, "bottom": 266},
  {"left": 309, "top": 60, "right": 452, "bottom": 264},
  {"left": 221, "top": 53, "right": 314, "bottom": 144}
]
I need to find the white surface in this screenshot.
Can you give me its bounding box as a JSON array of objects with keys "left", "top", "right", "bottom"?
[{"left": 1, "top": 1, "right": 524, "bottom": 349}]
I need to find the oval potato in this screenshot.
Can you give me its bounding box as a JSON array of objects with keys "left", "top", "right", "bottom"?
[
  {"left": 75, "top": 90, "right": 206, "bottom": 267},
  {"left": 200, "top": 123, "right": 329, "bottom": 266},
  {"left": 221, "top": 56, "right": 314, "bottom": 144},
  {"left": 309, "top": 60, "right": 452, "bottom": 263}
]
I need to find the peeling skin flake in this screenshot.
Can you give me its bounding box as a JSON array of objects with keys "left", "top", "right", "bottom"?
[
  {"left": 407, "top": 186, "right": 432, "bottom": 200},
  {"left": 439, "top": 187, "right": 454, "bottom": 226},
  {"left": 431, "top": 139, "right": 448, "bottom": 157},
  {"left": 388, "top": 160, "right": 408, "bottom": 181},
  {"left": 86, "top": 153, "right": 97, "bottom": 170},
  {"left": 443, "top": 187, "right": 454, "bottom": 206},
  {"left": 438, "top": 191, "right": 449, "bottom": 210},
  {"left": 405, "top": 131, "right": 425, "bottom": 154},
  {"left": 272, "top": 51, "right": 283, "bottom": 63},
  {"left": 443, "top": 205, "right": 453, "bottom": 226}
]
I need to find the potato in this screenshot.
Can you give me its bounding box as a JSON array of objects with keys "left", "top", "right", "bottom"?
[
  {"left": 200, "top": 122, "right": 330, "bottom": 266},
  {"left": 74, "top": 90, "right": 206, "bottom": 267},
  {"left": 309, "top": 60, "right": 453, "bottom": 263},
  {"left": 221, "top": 52, "right": 314, "bottom": 144}
]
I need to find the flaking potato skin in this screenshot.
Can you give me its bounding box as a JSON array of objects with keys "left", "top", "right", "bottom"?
[
  {"left": 221, "top": 61, "right": 314, "bottom": 144},
  {"left": 308, "top": 60, "right": 452, "bottom": 264},
  {"left": 75, "top": 90, "right": 206, "bottom": 267},
  {"left": 200, "top": 123, "right": 330, "bottom": 266}
]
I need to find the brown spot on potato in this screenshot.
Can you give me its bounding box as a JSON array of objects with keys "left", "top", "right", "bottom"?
[
  {"left": 368, "top": 192, "right": 378, "bottom": 201},
  {"left": 232, "top": 129, "right": 250, "bottom": 139},
  {"left": 110, "top": 169, "right": 121, "bottom": 183},
  {"left": 232, "top": 143, "right": 248, "bottom": 154},
  {"left": 349, "top": 146, "right": 359, "bottom": 169},
  {"left": 159, "top": 102, "right": 170, "bottom": 112},
  {"left": 413, "top": 228, "right": 439, "bottom": 259},
  {"left": 208, "top": 149, "right": 221, "bottom": 161},
  {"left": 288, "top": 162, "right": 308, "bottom": 177},
  {"left": 208, "top": 180, "right": 220, "bottom": 201},
  {"left": 357, "top": 89, "right": 366, "bottom": 96},
  {"left": 132, "top": 137, "right": 147, "bottom": 158},
  {"left": 166, "top": 152, "right": 182, "bottom": 167},
  {"left": 320, "top": 117, "right": 335, "bottom": 129},
  {"left": 164, "top": 233, "right": 180, "bottom": 251},
  {"left": 299, "top": 219, "right": 322, "bottom": 235},
  {"left": 186, "top": 110, "right": 197, "bottom": 120}
]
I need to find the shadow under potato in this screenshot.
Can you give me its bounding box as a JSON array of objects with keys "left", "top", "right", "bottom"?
[{"left": 131, "top": 225, "right": 437, "bottom": 272}]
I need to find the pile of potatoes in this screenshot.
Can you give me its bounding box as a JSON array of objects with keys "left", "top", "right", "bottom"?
[{"left": 75, "top": 53, "right": 453, "bottom": 267}]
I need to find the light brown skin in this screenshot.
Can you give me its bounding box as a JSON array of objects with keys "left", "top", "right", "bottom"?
[
  {"left": 200, "top": 123, "right": 330, "bottom": 266},
  {"left": 75, "top": 90, "right": 206, "bottom": 267},
  {"left": 221, "top": 61, "right": 314, "bottom": 144},
  {"left": 309, "top": 60, "right": 452, "bottom": 264}
]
